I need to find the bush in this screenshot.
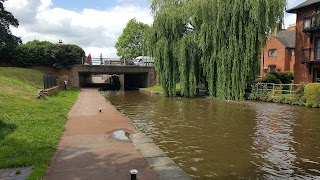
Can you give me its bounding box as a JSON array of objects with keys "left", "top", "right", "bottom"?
[
  {"left": 304, "top": 83, "right": 320, "bottom": 108},
  {"left": 1, "top": 40, "right": 85, "bottom": 67},
  {"left": 296, "top": 82, "right": 307, "bottom": 97},
  {"left": 261, "top": 73, "right": 281, "bottom": 84},
  {"left": 269, "top": 72, "right": 294, "bottom": 84},
  {"left": 260, "top": 72, "right": 294, "bottom": 84},
  {"left": 248, "top": 83, "right": 273, "bottom": 101}
]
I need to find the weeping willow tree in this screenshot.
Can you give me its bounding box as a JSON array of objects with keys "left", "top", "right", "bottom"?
[{"left": 146, "top": 0, "right": 286, "bottom": 99}]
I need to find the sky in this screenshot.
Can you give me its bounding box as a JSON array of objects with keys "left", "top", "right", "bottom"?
[{"left": 3, "top": 0, "right": 305, "bottom": 58}]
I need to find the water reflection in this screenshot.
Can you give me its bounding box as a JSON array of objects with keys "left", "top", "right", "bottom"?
[
  {"left": 251, "top": 103, "right": 297, "bottom": 179},
  {"left": 102, "top": 91, "right": 320, "bottom": 179}
]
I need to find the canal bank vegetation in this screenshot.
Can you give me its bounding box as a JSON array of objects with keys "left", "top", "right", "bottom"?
[
  {"left": 141, "top": 84, "right": 181, "bottom": 95},
  {"left": 0, "top": 67, "right": 79, "bottom": 179},
  {"left": 145, "top": 0, "right": 286, "bottom": 99},
  {"left": 248, "top": 82, "right": 320, "bottom": 108}
]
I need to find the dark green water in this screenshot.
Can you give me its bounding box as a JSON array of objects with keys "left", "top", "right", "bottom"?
[{"left": 103, "top": 91, "right": 320, "bottom": 179}]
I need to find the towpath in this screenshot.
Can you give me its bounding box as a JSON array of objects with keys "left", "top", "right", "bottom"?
[{"left": 45, "top": 88, "right": 158, "bottom": 179}]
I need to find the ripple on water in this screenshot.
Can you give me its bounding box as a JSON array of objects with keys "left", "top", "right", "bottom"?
[{"left": 103, "top": 91, "right": 320, "bottom": 179}]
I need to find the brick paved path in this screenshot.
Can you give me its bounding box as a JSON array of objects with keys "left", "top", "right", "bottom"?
[{"left": 45, "top": 89, "right": 158, "bottom": 180}]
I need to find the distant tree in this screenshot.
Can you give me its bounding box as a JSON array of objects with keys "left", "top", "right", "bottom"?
[
  {"left": 6, "top": 40, "right": 85, "bottom": 67},
  {"left": 115, "top": 18, "right": 150, "bottom": 59},
  {"left": 0, "top": 0, "right": 21, "bottom": 45},
  {"left": 53, "top": 44, "right": 85, "bottom": 68}
]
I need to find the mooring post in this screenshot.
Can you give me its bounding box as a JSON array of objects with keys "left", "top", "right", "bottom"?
[{"left": 130, "top": 169, "right": 138, "bottom": 180}]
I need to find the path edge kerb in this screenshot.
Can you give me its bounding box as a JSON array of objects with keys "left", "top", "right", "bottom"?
[{"left": 130, "top": 133, "right": 192, "bottom": 180}]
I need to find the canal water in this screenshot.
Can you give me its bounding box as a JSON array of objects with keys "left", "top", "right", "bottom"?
[{"left": 102, "top": 91, "right": 320, "bottom": 179}]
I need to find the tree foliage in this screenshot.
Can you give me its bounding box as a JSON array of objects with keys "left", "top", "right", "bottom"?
[
  {"left": 115, "top": 18, "right": 150, "bottom": 59},
  {"left": 0, "top": 40, "right": 85, "bottom": 67},
  {"left": 0, "top": 0, "right": 21, "bottom": 45},
  {"left": 146, "top": 0, "right": 286, "bottom": 99}
]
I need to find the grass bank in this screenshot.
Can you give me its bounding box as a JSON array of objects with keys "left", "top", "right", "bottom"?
[
  {"left": 0, "top": 67, "right": 79, "bottom": 179},
  {"left": 142, "top": 84, "right": 181, "bottom": 94}
]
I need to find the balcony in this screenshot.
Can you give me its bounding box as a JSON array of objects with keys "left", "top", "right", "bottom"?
[
  {"left": 302, "top": 47, "right": 320, "bottom": 73},
  {"left": 303, "top": 14, "right": 320, "bottom": 33},
  {"left": 302, "top": 47, "right": 320, "bottom": 63}
]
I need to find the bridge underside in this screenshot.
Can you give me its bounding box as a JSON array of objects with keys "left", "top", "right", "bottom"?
[
  {"left": 73, "top": 65, "right": 155, "bottom": 90},
  {"left": 78, "top": 72, "right": 149, "bottom": 90}
]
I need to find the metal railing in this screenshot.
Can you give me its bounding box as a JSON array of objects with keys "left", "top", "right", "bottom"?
[{"left": 254, "top": 83, "right": 301, "bottom": 97}]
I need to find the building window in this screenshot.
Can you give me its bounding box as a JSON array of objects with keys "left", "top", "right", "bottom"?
[
  {"left": 316, "top": 38, "right": 320, "bottom": 60},
  {"left": 303, "top": 17, "right": 312, "bottom": 30},
  {"left": 268, "top": 49, "right": 277, "bottom": 57},
  {"left": 291, "top": 49, "right": 295, "bottom": 56},
  {"left": 268, "top": 65, "right": 277, "bottom": 72},
  {"left": 314, "top": 69, "right": 320, "bottom": 82}
]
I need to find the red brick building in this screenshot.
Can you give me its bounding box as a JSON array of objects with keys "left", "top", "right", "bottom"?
[
  {"left": 260, "top": 30, "right": 296, "bottom": 77},
  {"left": 287, "top": 0, "right": 320, "bottom": 83}
]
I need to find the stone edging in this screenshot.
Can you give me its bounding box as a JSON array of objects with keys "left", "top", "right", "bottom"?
[
  {"left": 0, "top": 166, "right": 32, "bottom": 180},
  {"left": 131, "top": 133, "right": 191, "bottom": 180}
]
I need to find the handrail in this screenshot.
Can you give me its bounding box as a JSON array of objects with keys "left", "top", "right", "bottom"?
[{"left": 254, "top": 83, "right": 301, "bottom": 96}]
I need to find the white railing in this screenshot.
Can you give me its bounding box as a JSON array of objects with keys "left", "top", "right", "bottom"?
[{"left": 254, "top": 83, "right": 301, "bottom": 97}]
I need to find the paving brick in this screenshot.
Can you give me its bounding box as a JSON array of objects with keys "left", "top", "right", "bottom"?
[
  {"left": 8, "top": 170, "right": 16, "bottom": 177},
  {"left": 0, "top": 177, "right": 14, "bottom": 180},
  {"left": 0, "top": 172, "right": 10, "bottom": 178}
]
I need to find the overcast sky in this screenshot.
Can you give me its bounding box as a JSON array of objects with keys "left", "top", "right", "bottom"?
[{"left": 4, "top": 0, "right": 304, "bottom": 58}]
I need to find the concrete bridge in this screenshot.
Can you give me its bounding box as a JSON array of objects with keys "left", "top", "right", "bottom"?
[{"left": 72, "top": 65, "right": 156, "bottom": 89}]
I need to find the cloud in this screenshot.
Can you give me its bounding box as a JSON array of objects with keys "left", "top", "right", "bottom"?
[
  {"left": 284, "top": 14, "right": 296, "bottom": 28},
  {"left": 284, "top": 0, "right": 304, "bottom": 28},
  {"left": 3, "top": 0, "right": 153, "bottom": 58}
]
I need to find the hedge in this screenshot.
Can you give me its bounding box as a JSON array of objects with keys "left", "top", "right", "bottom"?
[{"left": 304, "top": 83, "right": 320, "bottom": 108}]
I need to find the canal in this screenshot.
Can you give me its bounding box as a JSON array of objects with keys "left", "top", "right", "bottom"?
[{"left": 102, "top": 91, "right": 320, "bottom": 179}]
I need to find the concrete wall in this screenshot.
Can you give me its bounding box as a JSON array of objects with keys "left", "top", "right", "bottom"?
[{"left": 45, "top": 86, "right": 60, "bottom": 95}]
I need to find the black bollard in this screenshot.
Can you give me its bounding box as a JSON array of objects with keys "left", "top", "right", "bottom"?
[{"left": 130, "top": 169, "right": 138, "bottom": 180}]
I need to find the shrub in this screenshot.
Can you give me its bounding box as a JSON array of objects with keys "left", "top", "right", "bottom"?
[
  {"left": 269, "top": 72, "right": 294, "bottom": 84},
  {"left": 304, "top": 83, "right": 320, "bottom": 108},
  {"left": 2, "top": 40, "right": 85, "bottom": 67},
  {"left": 296, "top": 82, "right": 307, "bottom": 97},
  {"left": 261, "top": 73, "right": 281, "bottom": 84}
]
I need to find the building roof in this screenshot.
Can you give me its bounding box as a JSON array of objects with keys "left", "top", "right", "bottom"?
[
  {"left": 275, "top": 30, "right": 296, "bottom": 48},
  {"left": 287, "top": 0, "right": 320, "bottom": 13}
]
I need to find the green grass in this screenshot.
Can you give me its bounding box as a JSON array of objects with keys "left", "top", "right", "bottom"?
[
  {"left": 0, "top": 67, "right": 79, "bottom": 179},
  {"left": 143, "top": 84, "right": 181, "bottom": 94},
  {"left": 144, "top": 85, "right": 163, "bottom": 92}
]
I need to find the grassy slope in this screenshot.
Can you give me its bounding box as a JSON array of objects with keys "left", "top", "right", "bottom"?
[
  {"left": 144, "top": 85, "right": 163, "bottom": 92},
  {"left": 143, "top": 84, "right": 181, "bottom": 94},
  {"left": 0, "top": 67, "right": 79, "bottom": 179}
]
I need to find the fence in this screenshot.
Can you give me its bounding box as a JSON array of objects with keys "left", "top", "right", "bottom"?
[
  {"left": 254, "top": 83, "right": 301, "bottom": 98},
  {"left": 78, "top": 57, "right": 121, "bottom": 65},
  {"left": 43, "top": 75, "right": 57, "bottom": 89}
]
